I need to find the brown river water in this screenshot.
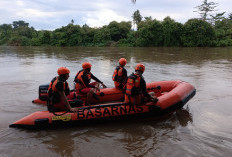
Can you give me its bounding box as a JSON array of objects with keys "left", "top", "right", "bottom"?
[{"left": 0, "top": 46, "right": 232, "bottom": 157}]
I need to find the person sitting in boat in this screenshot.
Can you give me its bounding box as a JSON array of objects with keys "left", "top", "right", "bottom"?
[
  {"left": 74, "top": 62, "right": 107, "bottom": 105},
  {"left": 125, "top": 64, "right": 158, "bottom": 105},
  {"left": 47, "top": 67, "right": 80, "bottom": 112},
  {"left": 112, "top": 58, "right": 128, "bottom": 90}
]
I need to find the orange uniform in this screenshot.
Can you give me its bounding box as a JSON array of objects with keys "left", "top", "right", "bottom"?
[
  {"left": 112, "top": 66, "right": 127, "bottom": 90},
  {"left": 74, "top": 69, "right": 102, "bottom": 94},
  {"left": 47, "top": 76, "right": 70, "bottom": 111},
  {"left": 125, "top": 73, "right": 151, "bottom": 105}
]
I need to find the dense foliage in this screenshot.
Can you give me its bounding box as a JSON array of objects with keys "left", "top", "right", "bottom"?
[
  {"left": 0, "top": 14, "right": 232, "bottom": 47},
  {"left": 181, "top": 19, "right": 215, "bottom": 47}
]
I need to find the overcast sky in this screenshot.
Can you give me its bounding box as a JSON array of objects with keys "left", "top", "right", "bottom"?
[{"left": 0, "top": 0, "right": 231, "bottom": 30}]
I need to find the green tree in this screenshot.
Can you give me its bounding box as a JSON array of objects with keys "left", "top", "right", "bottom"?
[
  {"left": 137, "top": 16, "right": 152, "bottom": 30},
  {"left": 117, "top": 31, "right": 136, "bottom": 47},
  {"left": 15, "top": 26, "right": 34, "bottom": 38},
  {"left": 210, "top": 12, "right": 226, "bottom": 25},
  {"left": 66, "top": 24, "right": 83, "bottom": 46},
  {"left": 194, "top": 0, "right": 218, "bottom": 21},
  {"left": 41, "top": 31, "right": 51, "bottom": 45},
  {"left": 144, "top": 16, "right": 152, "bottom": 21},
  {"left": 107, "top": 21, "right": 131, "bottom": 41},
  {"left": 81, "top": 24, "right": 95, "bottom": 46},
  {"left": 8, "top": 21, "right": 36, "bottom": 46},
  {"left": 93, "top": 27, "right": 111, "bottom": 46},
  {"left": 181, "top": 19, "right": 215, "bottom": 46},
  {"left": 136, "top": 19, "right": 163, "bottom": 46},
  {"left": 0, "top": 24, "right": 13, "bottom": 44},
  {"left": 71, "top": 19, "right": 74, "bottom": 25},
  {"left": 51, "top": 30, "right": 67, "bottom": 46},
  {"left": 50, "top": 24, "right": 83, "bottom": 46},
  {"left": 228, "top": 13, "right": 232, "bottom": 20},
  {"left": 162, "top": 16, "right": 183, "bottom": 46},
  {"left": 8, "top": 36, "right": 31, "bottom": 46},
  {"left": 214, "top": 14, "right": 232, "bottom": 46},
  {"left": 132, "top": 10, "right": 142, "bottom": 29},
  {"left": 12, "top": 20, "right": 29, "bottom": 29}
]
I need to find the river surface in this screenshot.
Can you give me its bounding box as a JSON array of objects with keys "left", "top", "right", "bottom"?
[{"left": 0, "top": 46, "right": 232, "bottom": 157}]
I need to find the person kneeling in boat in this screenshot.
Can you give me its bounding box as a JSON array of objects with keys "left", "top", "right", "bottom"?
[
  {"left": 47, "top": 67, "right": 81, "bottom": 112},
  {"left": 74, "top": 62, "right": 107, "bottom": 105},
  {"left": 125, "top": 64, "right": 158, "bottom": 105},
  {"left": 112, "top": 58, "right": 127, "bottom": 90}
]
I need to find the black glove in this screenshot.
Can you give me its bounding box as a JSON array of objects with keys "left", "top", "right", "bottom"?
[{"left": 151, "top": 97, "right": 158, "bottom": 104}]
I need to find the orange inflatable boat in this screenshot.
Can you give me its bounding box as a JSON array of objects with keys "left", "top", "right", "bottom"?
[{"left": 10, "top": 80, "right": 196, "bottom": 129}]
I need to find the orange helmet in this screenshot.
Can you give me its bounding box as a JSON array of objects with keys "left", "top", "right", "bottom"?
[
  {"left": 119, "top": 58, "right": 127, "bottom": 66},
  {"left": 57, "top": 67, "right": 70, "bottom": 75},
  {"left": 82, "top": 62, "right": 92, "bottom": 69},
  {"left": 135, "top": 64, "right": 145, "bottom": 73}
]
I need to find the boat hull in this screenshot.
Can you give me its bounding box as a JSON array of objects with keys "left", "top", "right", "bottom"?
[{"left": 10, "top": 80, "right": 196, "bottom": 129}]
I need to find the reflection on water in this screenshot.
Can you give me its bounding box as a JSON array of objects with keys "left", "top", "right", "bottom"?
[
  {"left": 0, "top": 46, "right": 232, "bottom": 156},
  {"left": 176, "top": 107, "right": 193, "bottom": 127},
  {"left": 42, "top": 131, "right": 75, "bottom": 157}
]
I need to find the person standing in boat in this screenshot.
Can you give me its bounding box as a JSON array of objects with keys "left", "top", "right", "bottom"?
[
  {"left": 125, "top": 64, "right": 158, "bottom": 105},
  {"left": 74, "top": 62, "right": 107, "bottom": 105},
  {"left": 47, "top": 67, "right": 79, "bottom": 112},
  {"left": 112, "top": 58, "right": 128, "bottom": 90}
]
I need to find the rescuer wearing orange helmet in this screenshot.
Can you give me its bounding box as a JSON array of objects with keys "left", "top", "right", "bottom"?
[
  {"left": 124, "top": 64, "right": 157, "bottom": 105},
  {"left": 47, "top": 67, "right": 80, "bottom": 112},
  {"left": 112, "top": 58, "right": 128, "bottom": 90},
  {"left": 74, "top": 62, "right": 107, "bottom": 105}
]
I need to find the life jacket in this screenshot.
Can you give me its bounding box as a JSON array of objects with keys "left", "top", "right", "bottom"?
[
  {"left": 74, "top": 70, "right": 91, "bottom": 90},
  {"left": 125, "top": 73, "right": 141, "bottom": 97},
  {"left": 112, "top": 66, "right": 126, "bottom": 83},
  {"left": 47, "top": 77, "right": 70, "bottom": 104}
]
